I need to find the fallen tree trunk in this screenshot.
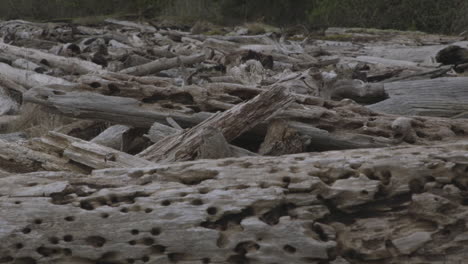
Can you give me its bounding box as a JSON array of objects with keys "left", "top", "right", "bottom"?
[
  {"left": 0, "top": 139, "right": 86, "bottom": 173},
  {"left": 0, "top": 63, "right": 73, "bottom": 88},
  {"left": 120, "top": 53, "right": 206, "bottom": 76},
  {"left": 34, "top": 131, "right": 156, "bottom": 170},
  {"left": 0, "top": 42, "right": 103, "bottom": 74},
  {"left": 369, "top": 77, "right": 468, "bottom": 117},
  {"left": 23, "top": 86, "right": 211, "bottom": 128},
  {"left": 138, "top": 85, "right": 294, "bottom": 162},
  {"left": 147, "top": 122, "right": 257, "bottom": 159},
  {"left": 2, "top": 142, "right": 468, "bottom": 263}
]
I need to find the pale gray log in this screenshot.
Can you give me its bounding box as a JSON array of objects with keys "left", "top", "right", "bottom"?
[{"left": 369, "top": 77, "right": 468, "bottom": 117}]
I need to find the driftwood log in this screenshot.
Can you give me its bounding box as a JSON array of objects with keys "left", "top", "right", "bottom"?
[
  {"left": 369, "top": 77, "right": 468, "bottom": 117},
  {"left": 2, "top": 142, "right": 468, "bottom": 263}
]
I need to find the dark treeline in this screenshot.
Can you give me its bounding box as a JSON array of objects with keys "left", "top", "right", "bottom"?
[{"left": 0, "top": 0, "right": 467, "bottom": 34}]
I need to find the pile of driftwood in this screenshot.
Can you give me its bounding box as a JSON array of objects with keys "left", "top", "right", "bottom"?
[{"left": 1, "top": 19, "right": 468, "bottom": 264}]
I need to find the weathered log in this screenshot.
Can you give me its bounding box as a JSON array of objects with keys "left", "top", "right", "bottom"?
[
  {"left": 0, "top": 63, "right": 73, "bottom": 88},
  {"left": 369, "top": 77, "right": 468, "bottom": 117},
  {"left": 2, "top": 142, "right": 468, "bottom": 263},
  {"left": 328, "top": 79, "right": 387, "bottom": 104},
  {"left": 90, "top": 125, "right": 131, "bottom": 150},
  {"left": 382, "top": 65, "right": 452, "bottom": 82},
  {"left": 354, "top": 55, "right": 420, "bottom": 68},
  {"left": 198, "top": 127, "right": 234, "bottom": 159},
  {"left": 147, "top": 122, "right": 257, "bottom": 158},
  {"left": 138, "top": 85, "right": 294, "bottom": 162},
  {"left": 0, "top": 42, "right": 103, "bottom": 74},
  {"left": 12, "top": 58, "right": 47, "bottom": 73},
  {"left": 35, "top": 131, "right": 156, "bottom": 170},
  {"left": 23, "top": 86, "right": 211, "bottom": 128},
  {"left": 104, "top": 18, "right": 157, "bottom": 32},
  {"left": 119, "top": 53, "right": 206, "bottom": 76},
  {"left": 0, "top": 139, "right": 86, "bottom": 173}
]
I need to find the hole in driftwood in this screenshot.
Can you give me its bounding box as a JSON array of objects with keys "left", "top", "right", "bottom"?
[
  {"left": 22, "top": 227, "right": 31, "bottom": 234},
  {"left": 64, "top": 216, "right": 75, "bottom": 222},
  {"left": 227, "top": 255, "right": 248, "bottom": 264},
  {"left": 167, "top": 253, "right": 186, "bottom": 263},
  {"left": 85, "top": 236, "right": 106, "bottom": 248},
  {"left": 150, "top": 245, "right": 166, "bottom": 254},
  {"left": 191, "top": 199, "right": 203, "bottom": 206},
  {"left": 259, "top": 203, "right": 295, "bottom": 225},
  {"left": 200, "top": 207, "right": 254, "bottom": 231},
  {"left": 80, "top": 200, "right": 95, "bottom": 211},
  {"left": 63, "top": 248, "right": 72, "bottom": 256},
  {"left": 283, "top": 244, "right": 297, "bottom": 254},
  {"left": 100, "top": 213, "right": 110, "bottom": 218},
  {"left": 235, "top": 241, "right": 260, "bottom": 255},
  {"left": 311, "top": 224, "right": 329, "bottom": 242},
  {"left": 142, "top": 237, "right": 155, "bottom": 246},
  {"left": 48, "top": 237, "right": 59, "bottom": 244},
  {"left": 151, "top": 227, "right": 161, "bottom": 236},
  {"left": 36, "top": 246, "right": 59, "bottom": 257},
  {"left": 207, "top": 207, "right": 218, "bottom": 215},
  {"left": 161, "top": 200, "right": 171, "bottom": 206}
]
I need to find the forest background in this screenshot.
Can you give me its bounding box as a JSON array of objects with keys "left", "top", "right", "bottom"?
[{"left": 1, "top": 0, "right": 467, "bottom": 34}]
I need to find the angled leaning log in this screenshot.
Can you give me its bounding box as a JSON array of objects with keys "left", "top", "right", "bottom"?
[{"left": 138, "top": 85, "right": 294, "bottom": 162}]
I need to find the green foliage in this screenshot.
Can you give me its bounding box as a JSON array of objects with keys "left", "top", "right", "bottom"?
[
  {"left": 308, "top": 0, "right": 468, "bottom": 33},
  {"left": 0, "top": 0, "right": 467, "bottom": 34}
]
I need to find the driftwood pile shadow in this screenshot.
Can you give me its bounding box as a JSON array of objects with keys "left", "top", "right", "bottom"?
[{"left": 1, "top": 20, "right": 468, "bottom": 264}]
